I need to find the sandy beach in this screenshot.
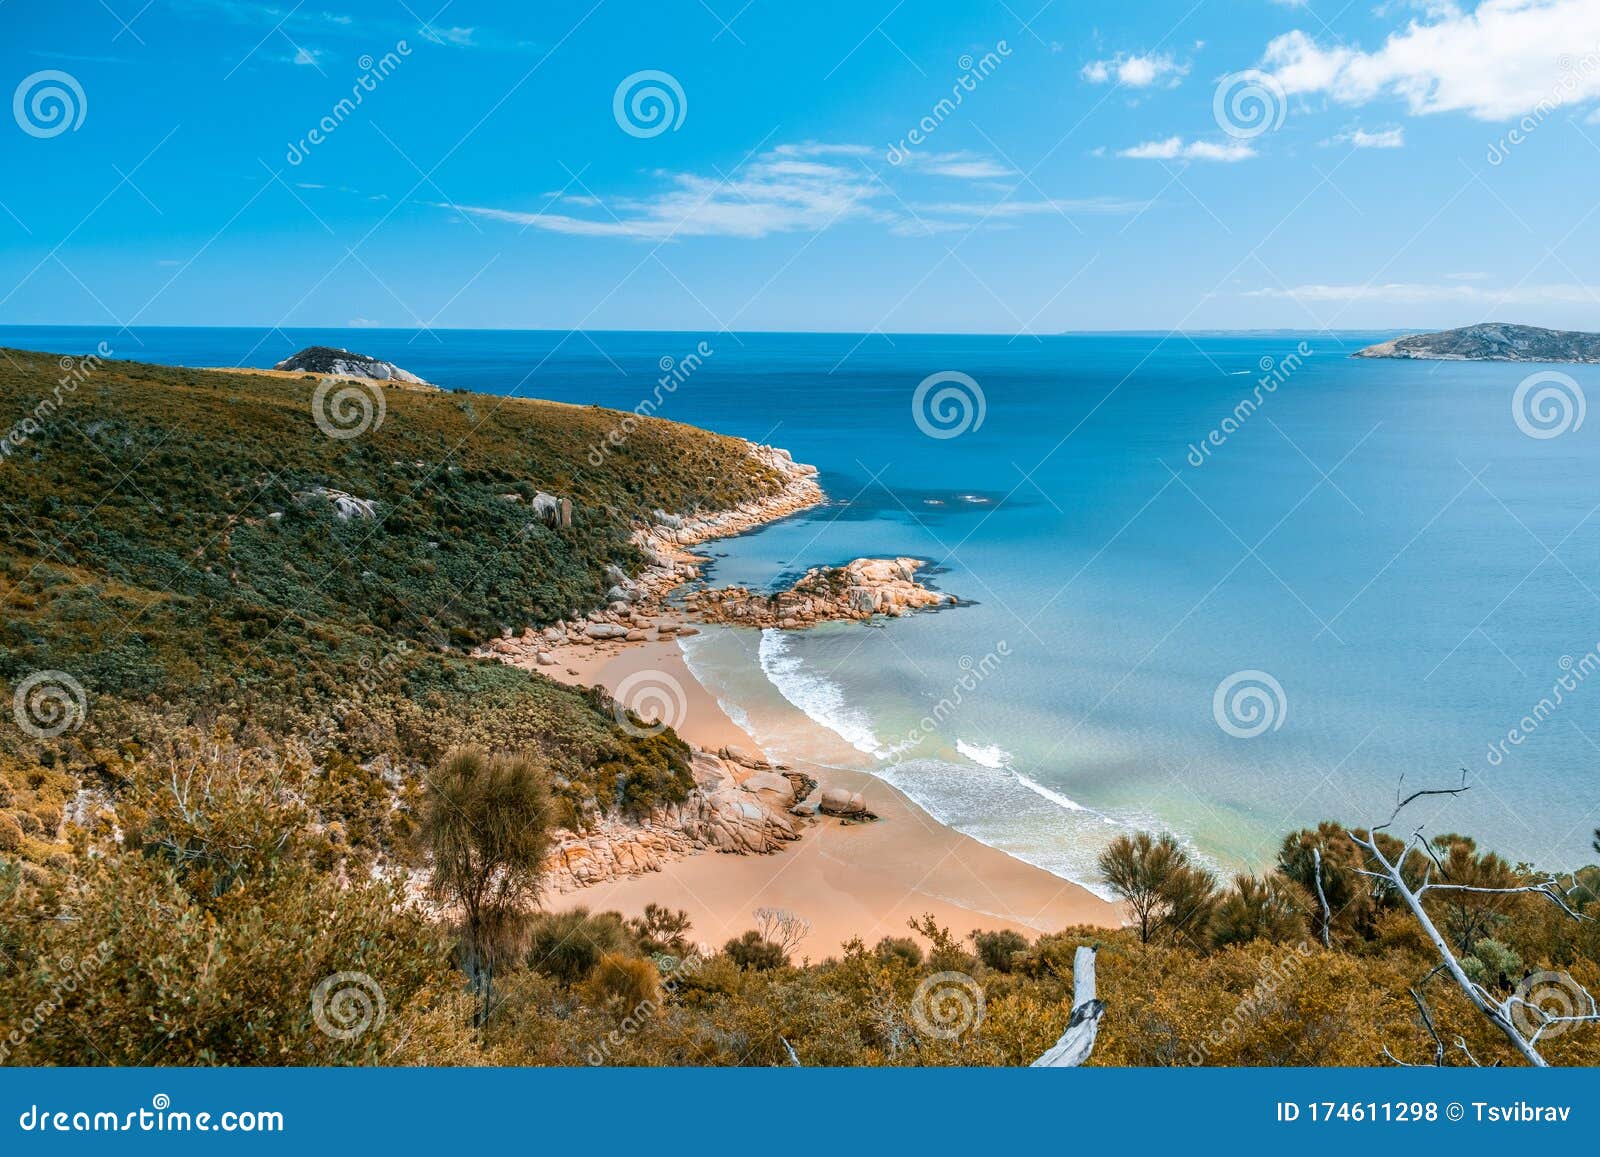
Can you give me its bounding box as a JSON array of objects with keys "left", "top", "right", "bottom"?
[{"left": 540, "top": 638, "right": 1121, "bottom": 955}]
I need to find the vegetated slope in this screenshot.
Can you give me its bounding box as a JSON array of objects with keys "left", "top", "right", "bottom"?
[{"left": 0, "top": 347, "right": 782, "bottom": 858}]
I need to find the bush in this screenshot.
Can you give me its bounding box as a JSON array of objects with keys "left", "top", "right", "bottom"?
[
  {"left": 525, "top": 908, "right": 638, "bottom": 985},
  {"left": 724, "top": 930, "right": 788, "bottom": 971},
  {"left": 972, "top": 929, "right": 1029, "bottom": 972},
  {"left": 583, "top": 952, "right": 662, "bottom": 1010},
  {"left": 872, "top": 936, "right": 923, "bottom": 969}
]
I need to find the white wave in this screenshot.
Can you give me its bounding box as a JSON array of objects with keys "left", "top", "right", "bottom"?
[
  {"left": 757, "top": 629, "right": 887, "bottom": 757},
  {"left": 955, "top": 739, "right": 1012, "bottom": 769}
]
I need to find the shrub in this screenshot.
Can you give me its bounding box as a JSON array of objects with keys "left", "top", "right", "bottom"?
[
  {"left": 972, "top": 929, "right": 1029, "bottom": 972},
  {"left": 724, "top": 930, "right": 788, "bottom": 971},
  {"left": 525, "top": 908, "right": 638, "bottom": 985}
]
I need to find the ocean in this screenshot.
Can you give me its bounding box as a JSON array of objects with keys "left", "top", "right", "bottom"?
[{"left": 7, "top": 324, "right": 1598, "bottom": 890}]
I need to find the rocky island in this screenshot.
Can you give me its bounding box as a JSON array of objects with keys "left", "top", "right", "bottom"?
[
  {"left": 273, "top": 344, "right": 436, "bottom": 385},
  {"left": 1354, "top": 323, "right": 1600, "bottom": 363}
]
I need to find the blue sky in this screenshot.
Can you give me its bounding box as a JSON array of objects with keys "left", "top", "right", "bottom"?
[{"left": 2, "top": 0, "right": 1598, "bottom": 332}]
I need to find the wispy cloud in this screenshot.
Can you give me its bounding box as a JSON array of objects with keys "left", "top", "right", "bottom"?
[
  {"left": 443, "top": 143, "right": 1145, "bottom": 241},
  {"left": 1327, "top": 125, "right": 1406, "bottom": 148},
  {"left": 1119, "top": 136, "right": 1256, "bottom": 161},
  {"left": 1245, "top": 281, "right": 1600, "bottom": 305},
  {"left": 1081, "top": 50, "right": 1191, "bottom": 88},
  {"left": 1261, "top": 0, "right": 1600, "bottom": 121},
  {"left": 169, "top": 0, "right": 538, "bottom": 54}
]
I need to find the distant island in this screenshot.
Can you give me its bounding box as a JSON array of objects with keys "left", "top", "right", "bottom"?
[
  {"left": 1354, "top": 323, "right": 1600, "bottom": 363},
  {"left": 274, "top": 344, "right": 434, "bottom": 385}
]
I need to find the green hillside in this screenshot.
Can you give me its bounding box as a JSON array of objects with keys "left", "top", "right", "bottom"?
[{"left": 0, "top": 347, "right": 781, "bottom": 860}]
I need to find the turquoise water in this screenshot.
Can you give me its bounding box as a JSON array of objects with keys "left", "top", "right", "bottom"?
[{"left": 7, "top": 325, "right": 1597, "bottom": 885}]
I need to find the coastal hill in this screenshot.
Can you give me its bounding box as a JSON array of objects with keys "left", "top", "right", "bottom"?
[
  {"left": 1354, "top": 322, "right": 1600, "bottom": 363},
  {"left": 273, "top": 344, "right": 435, "bottom": 386},
  {"left": 0, "top": 346, "right": 795, "bottom": 857}
]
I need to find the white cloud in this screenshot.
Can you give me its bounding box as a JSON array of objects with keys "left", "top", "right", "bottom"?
[
  {"left": 1244, "top": 281, "right": 1599, "bottom": 305},
  {"left": 1329, "top": 125, "right": 1406, "bottom": 147},
  {"left": 1119, "top": 136, "right": 1257, "bottom": 161},
  {"left": 445, "top": 144, "right": 1144, "bottom": 241},
  {"left": 1262, "top": 0, "right": 1600, "bottom": 121},
  {"left": 1081, "top": 50, "right": 1190, "bottom": 88}
]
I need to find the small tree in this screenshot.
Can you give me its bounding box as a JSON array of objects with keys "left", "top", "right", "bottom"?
[
  {"left": 1211, "top": 873, "right": 1308, "bottom": 947},
  {"left": 423, "top": 746, "right": 552, "bottom": 1022},
  {"left": 753, "top": 907, "right": 811, "bottom": 955},
  {"left": 1097, "top": 831, "right": 1217, "bottom": 946},
  {"left": 724, "top": 930, "right": 788, "bottom": 970}
]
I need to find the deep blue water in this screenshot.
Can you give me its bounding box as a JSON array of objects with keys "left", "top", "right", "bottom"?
[{"left": 6, "top": 325, "right": 1597, "bottom": 885}]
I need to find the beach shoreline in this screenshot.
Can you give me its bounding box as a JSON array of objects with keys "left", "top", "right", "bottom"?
[{"left": 538, "top": 632, "right": 1122, "bottom": 954}]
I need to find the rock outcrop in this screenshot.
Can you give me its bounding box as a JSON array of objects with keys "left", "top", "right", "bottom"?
[
  {"left": 274, "top": 345, "right": 434, "bottom": 385},
  {"left": 686, "top": 557, "right": 956, "bottom": 629},
  {"left": 540, "top": 749, "right": 802, "bottom": 893},
  {"left": 1354, "top": 324, "right": 1600, "bottom": 364}
]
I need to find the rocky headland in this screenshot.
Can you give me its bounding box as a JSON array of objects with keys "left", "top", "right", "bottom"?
[
  {"left": 686, "top": 556, "right": 956, "bottom": 630},
  {"left": 272, "top": 344, "right": 436, "bottom": 385},
  {"left": 1354, "top": 323, "right": 1600, "bottom": 363}
]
